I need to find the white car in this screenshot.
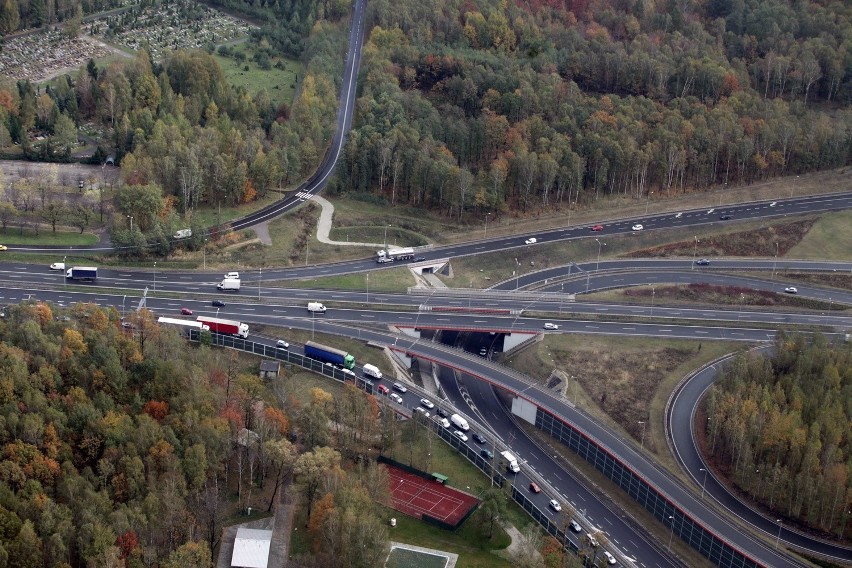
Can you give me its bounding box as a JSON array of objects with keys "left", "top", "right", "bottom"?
[
  {"left": 49, "top": 262, "right": 65, "bottom": 271},
  {"left": 569, "top": 520, "right": 582, "bottom": 533},
  {"left": 674, "top": 212, "right": 682, "bottom": 218},
  {"left": 420, "top": 398, "right": 435, "bottom": 409},
  {"left": 548, "top": 499, "right": 561, "bottom": 512},
  {"left": 784, "top": 287, "right": 798, "bottom": 294},
  {"left": 603, "top": 551, "right": 617, "bottom": 565},
  {"left": 414, "top": 407, "right": 430, "bottom": 418},
  {"left": 389, "top": 393, "right": 403, "bottom": 404},
  {"left": 770, "top": 201, "right": 777, "bottom": 207},
  {"left": 392, "top": 382, "right": 407, "bottom": 393},
  {"left": 276, "top": 339, "right": 289, "bottom": 349},
  {"left": 524, "top": 237, "right": 537, "bottom": 244},
  {"left": 453, "top": 430, "right": 468, "bottom": 442},
  {"left": 543, "top": 323, "right": 559, "bottom": 330},
  {"left": 631, "top": 224, "right": 643, "bottom": 231}
]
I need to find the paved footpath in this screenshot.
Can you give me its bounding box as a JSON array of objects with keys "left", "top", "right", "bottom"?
[{"left": 311, "top": 194, "right": 384, "bottom": 247}]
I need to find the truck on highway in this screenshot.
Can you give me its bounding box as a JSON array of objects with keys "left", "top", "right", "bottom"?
[
  {"left": 450, "top": 413, "right": 470, "bottom": 431},
  {"left": 376, "top": 247, "right": 415, "bottom": 262},
  {"left": 158, "top": 317, "right": 210, "bottom": 333},
  {"left": 500, "top": 450, "right": 521, "bottom": 473},
  {"left": 196, "top": 316, "right": 249, "bottom": 338},
  {"left": 307, "top": 302, "right": 326, "bottom": 313},
  {"left": 304, "top": 341, "right": 355, "bottom": 370},
  {"left": 217, "top": 278, "right": 241, "bottom": 291},
  {"left": 65, "top": 266, "right": 98, "bottom": 280}
]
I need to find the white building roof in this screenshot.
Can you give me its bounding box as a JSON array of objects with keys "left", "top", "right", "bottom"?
[{"left": 231, "top": 528, "right": 272, "bottom": 568}]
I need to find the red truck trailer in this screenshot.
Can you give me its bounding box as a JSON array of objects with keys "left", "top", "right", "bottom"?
[{"left": 196, "top": 316, "right": 249, "bottom": 338}]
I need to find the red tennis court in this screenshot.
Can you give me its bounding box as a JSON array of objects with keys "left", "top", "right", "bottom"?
[{"left": 384, "top": 464, "right": 480, "bottom": 527}]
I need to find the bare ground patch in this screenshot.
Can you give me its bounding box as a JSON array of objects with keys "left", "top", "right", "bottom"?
[{"left": 627, "top": 219, "right": 817, "bottom": 258}]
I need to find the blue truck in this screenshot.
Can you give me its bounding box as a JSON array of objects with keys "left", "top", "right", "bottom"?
[
  {"left": 304, "top": 341, "right": 355, "bottom": 370},
  {"left": 65, "top": 266, "right": 98, "bottom": 280}
]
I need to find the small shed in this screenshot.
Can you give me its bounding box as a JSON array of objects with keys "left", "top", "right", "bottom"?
[
  {"left": 231, "top": 527, "right": 272, "bottom": 568},
  {"left": 259, "top": 360, "right": 280, "bottom": 380}
]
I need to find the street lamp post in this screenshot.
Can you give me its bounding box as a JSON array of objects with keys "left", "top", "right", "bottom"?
[
  {"left": 515, "top": 258, "right": 521, "bottom": 290},
  {"left": 127, "top": 215, "right": 133, "bottom": 232},
  {"left": 484, "top": 212, "right": 491, "bottom": 237},
  {"left": 691, "top": 236, "right": 699, "bottom": 269},
  {"left": 384, "top": 224, "right": 391, "bottom": 249},
  {"left": 638, "top": 421, "right": 646, "bottom": 448},
  {"left": 258, "top": 266, "right": 262, "bottom": 300},
  {"left": 153, "top": 262, "right": 157, "bottom": 292},
  {"left": 645, "top": 191, "right": 654, "bottom": 214},
  {"left": 651, "top": 287, "right": 655, "bottom": 317},
  {"left": 772, "top": 242, "right": 779, "bottom": 279},
  {"left": 63, "top": 255, "right": 67, "bottom": 289},
  {"left": 122, "top": 295, "right": 126, "bottom": 318},
  {"left": 567, "top": 201, "right": 576, "bottom": 227},
  {"left": 668, "top": 516, "right": 675, "bottom": 552},
  {"left": 738, "top": 293, "right": 745, "bottom": 321},
  {"left": 700, "top": 468, "right": 708, "bottom": 499},
  {"left": 775, "top": 519, "right": 783, "bottom": 550},
  {"left": 595, "top": 239, "right": 605, "bottom": 273}
]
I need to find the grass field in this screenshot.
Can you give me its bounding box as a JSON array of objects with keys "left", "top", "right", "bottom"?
[
  {"left": 503, "top": 334, "right": 742, "bottom": 456},
  {"left": 214, "top": 43, "right": 303, "bottom": 108},
  {"left": 0, "top": 228, "right": 99, "bottom": 246},
  {"left": 280, "top": 266, "right": 417, "bottom": 292},
  {"left": 786, "top": 210, "right": 852, "bottom": 261}
]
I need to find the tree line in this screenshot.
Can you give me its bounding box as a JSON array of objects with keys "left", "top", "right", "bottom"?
[
  {"left": 705, "top": 333, "right": 852, "bottom": 539},
  {"left": 324, "top": 0, "right": 851, "bottom": 220}
]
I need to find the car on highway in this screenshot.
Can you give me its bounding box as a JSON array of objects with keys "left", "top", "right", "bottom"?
[
  {"left": 719, "top": 214, "right": 732, "bottom": 220},
  {"left": 50, "top": 262, "right": 65, "bottom": 271},
  {"left": 543, "top": 323, "right": 559, "bottom": 330},
  {"left": 392, "top": 382, "right": 407, "bottom": 393},
  {"left": 412, "top": 257, "right": 426, "bottom": 262},
  {"left": 524, "top": 237, "right": 537, "bottom": 245},
  {"left": 472, "top": 433, "right": 486, "bottom": 444},
  {"left": 674, "top": 212, "right": 682, "bottom": 218},
  {"left": 695, "top": 258, "right": 711, "bottom": 266},
  {"left": 211, "top": 299, "right": 226, "bottom": 307},
  {"left": 590, "top": 224, "right": 604, "bottom": 231},
  {"left": 180, "top": 307, "right": 193, "bottom": 315},
  {"left": 569, "top": 520, "right": 582, "bottom": 533},
  {"left": 480, "top": 448, "right": 493, "bottom": 459},
  {"left": 389, "top": 393, "right": 403, "bottom": 404},
  {"left": 420, "top": 398, "right": 435, "bottom": 409},
  {"left": 436, "top": 408, "right": 448, "bottom": 418},
  {"left": 770, "top": 201, "right": 777, "bottom": 207},
  {"left": 414, "top": 407, "right": 430, "bottom": 418},
  {"left": 377, "top": 384, "right": 390, "bottom": 395},
  {"left": 529, "top": 482, "right": 541, "bottom": 493},
  {"left": 631, "top": 224, "right": 643, "bottom": 231},
  {"left": 603, "top": 550, "right": 617, "bottom": 565},
  {"left": 479, "top": 346, "right": 488, "bottom": 357},
  {"left": 784, "top": 286, "right": 798, "bottom": 294},
  {"left": 276, "top": 339, "right": 289, "bottom": 349},
  {"left": 453, "top": 430, "right": 468, "bottom": 442},
  {"left": 548, "top": 499, "right": 562, "bottom": 512},
  {"left": 0, "top": 245, "right": 6, "bottom": 251}
]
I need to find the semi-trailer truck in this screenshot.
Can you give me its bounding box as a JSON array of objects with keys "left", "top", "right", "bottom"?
[
  {"left": 158, "top": 317, "right": 210, "bottom": 333},
  {"left": 304, "top": 341, "right": 355, "bottom": 370},
  {"left": 195, "top": 316, "right": 249, "bottom": 338},
  {"left": 500, "top": 450, "right": 520, "bottom": 473},
  {"left": 65, "top": 266, "right": 98, "bottom": 280},
  {"left": 376, "top": 247, "right": 415, "bottom": 262}
]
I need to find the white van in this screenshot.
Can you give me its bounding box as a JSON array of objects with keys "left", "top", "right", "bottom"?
[
  {"left": 224, "top": 272, "right": 240, "bottom": 280},
  {"left": 435, "top": 417, "right": 451, "bottom": 429},
  {"left": 450, "top": 413, "right": 469, "bottom": 431},
  {"left": 363, "top": 364, "right": 383, "bottom": 379},
  {"left": 307, "top": 302, "right": 326, "bottom": 313}
]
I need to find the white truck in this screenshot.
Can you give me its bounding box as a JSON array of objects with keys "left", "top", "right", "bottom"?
[
  {"left": 217, "top": 278, "right": 241, "bottom": 291},
  {"left": 450, "top": 413, "right": 469, "bottom": 431},
  {"left": 307, "top": 302, "right": 326, "bottom": 313},
  {"left": 500, "top": 450, "right": 521, "bottom": 473},
  {"left": 376, "top": 247, "right": 415, "bottom": 262}
]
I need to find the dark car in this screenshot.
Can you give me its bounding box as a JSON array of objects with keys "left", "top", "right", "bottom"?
[
  {"left": 412, "top": 256, "right": 426, "bottom": 262},
  {"left": 436, "top": 408, "right": 448, "bottom": 418},
  {"left": 695, "top": 258, "right": 710, "bottom": 266},
  {"left": 180, "top": 307, "right": 193, "bottom": 315},
  {"left": 480, "top": 449, "right": 494, "bottom": 459},
  {"left": 472, "top": 433, "right": 486, "bottom": 444},
  {"left": 211, "top": 299, "right": 226, "bottom": 307},
  {"left": 719, "top": 214, "right": 732, "bottom": 220}
]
